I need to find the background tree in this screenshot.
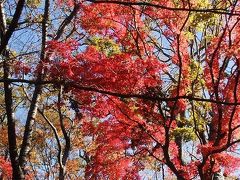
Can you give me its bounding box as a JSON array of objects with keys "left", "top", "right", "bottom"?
[{"left": 0, "top": 0, "right": 240, "bottom": 179}]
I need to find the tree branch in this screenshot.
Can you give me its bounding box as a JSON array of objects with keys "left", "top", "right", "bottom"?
[{"left": 87, "top": 0, "right": 240, "bottom": 16}]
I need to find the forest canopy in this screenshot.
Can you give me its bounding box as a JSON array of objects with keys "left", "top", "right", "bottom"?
[{"left": 0, "top": 0, "right": 240, "bottom": 179}]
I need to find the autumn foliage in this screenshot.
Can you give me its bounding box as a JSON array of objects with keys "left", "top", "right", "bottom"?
[
  {"left": 0, "top": 157, "right": 12, "bottom": 179},
  {"left": 1, "top": 0, "right": 240, "bottom": 179}
]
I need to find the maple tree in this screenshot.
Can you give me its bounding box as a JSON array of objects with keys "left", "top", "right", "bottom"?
[{"left": 1, "top": 0, "right": 240, "bottom": 179}]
